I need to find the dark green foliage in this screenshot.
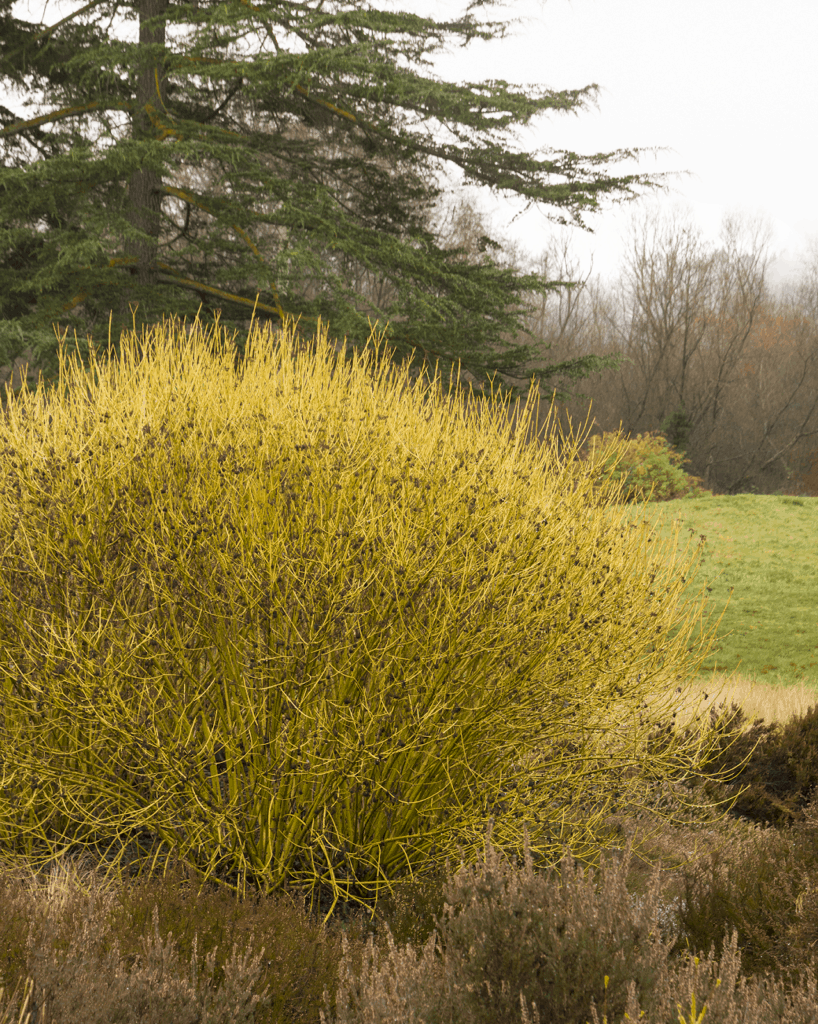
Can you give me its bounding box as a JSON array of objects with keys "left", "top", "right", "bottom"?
[
  {"left": 0, "top": 232, "right": 50, "bottom": 321},
  {"left": 660, "top": 402, "right": 694, "bottom": 455},
  {"left": 0, "top": 0, "right": 661, "bottom": 411},
  {"left": 709, "top": 703, "right": 818, "bottom": 829},
  {"left": 761, "top": 704, "right": 818, "bottom": 822}
]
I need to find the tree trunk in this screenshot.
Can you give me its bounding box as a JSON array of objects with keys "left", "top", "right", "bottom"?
[{"left": 119, "top": 0, "right": 169, "bottom": 331}]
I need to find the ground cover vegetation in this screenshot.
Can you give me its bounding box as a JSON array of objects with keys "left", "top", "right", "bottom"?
[{"left": 0, "top": 313, "right": 816, "bottom": 1022}]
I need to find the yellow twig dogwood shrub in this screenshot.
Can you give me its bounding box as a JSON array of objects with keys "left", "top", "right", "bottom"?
[{"left": 0, "top": 309, "right": 740, "bottom": 923}]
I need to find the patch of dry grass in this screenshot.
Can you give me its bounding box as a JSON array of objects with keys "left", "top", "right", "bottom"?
[{"left": 679, "top": 669, "right": 818, "bottom": 731}]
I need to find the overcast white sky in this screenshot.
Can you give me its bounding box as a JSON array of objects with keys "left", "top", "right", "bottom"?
[
  {"left": 399, "top": 0, "right": 818, "bottom": 287},
  {"left": 5, "top": 0, "right": 818, "bottom": 287}
]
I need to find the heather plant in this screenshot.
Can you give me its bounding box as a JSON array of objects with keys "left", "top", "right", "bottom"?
[
  {"left": 680, "top": 703, "right": 818, "bottom": 831},
  {"left": 5, "top": 810, "right": 818, "bottom": 1023},
  {"left": 321, "top": 826, "right": 818, "bottom": 1024},
  {"left": 670, "top": 791, "right": 818, "bottom": 993},
  {"left": 731, "top": 703, "right": 818, "bottom": 827},
  {"left": 409, "top": 830, "right": 678, "bottom": 1024},
  {"left": 659, "top": 700, "right": 780, "bottom": 811},
  {"left": 22, "top": 902, "right": 267, "bottom": 1024},
  {"left": 0, "top": 849, "right": 363, "bottom": 1024},
  {"left": 0, "top": 855, "right": 269, "bottom": 1024}
]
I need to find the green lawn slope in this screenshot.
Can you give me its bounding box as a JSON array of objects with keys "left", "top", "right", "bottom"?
[{"left": 596, "top": 492, "right": 818, "bottom": 726}]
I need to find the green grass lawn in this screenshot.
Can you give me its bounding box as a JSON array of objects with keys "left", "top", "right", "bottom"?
[{"left": 599, "top": 492, "right": 818, "bottom": 698}]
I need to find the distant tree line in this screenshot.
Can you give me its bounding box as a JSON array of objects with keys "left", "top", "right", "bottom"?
[{"left": 437, "top": 201, "right": 818, "bottom": 497}]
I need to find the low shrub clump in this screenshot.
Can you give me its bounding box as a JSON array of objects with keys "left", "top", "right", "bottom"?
[
  {"left": 670, "top": 789, "right": 818, "bottom": 995},
  {"left": 5, "top": 817, "right": 818, "bottom": 1023},
  {"left": 322, "top": 827, "right": 818, "bottom": 1024},
  {"left": 575, "top": 428, "right": 713, "bottom": 504},
  {"left": 0, "top": 852, "right": 368, "bottom": 1024}
]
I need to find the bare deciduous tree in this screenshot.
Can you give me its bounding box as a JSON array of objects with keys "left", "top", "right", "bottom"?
[
  {"left": 549, "top": 205, "right": 799, "bottom": 494},
  {"left": 727, "top": 259, "right": 818, "bottom": 494}
]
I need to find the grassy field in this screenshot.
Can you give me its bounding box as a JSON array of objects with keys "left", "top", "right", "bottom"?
[{"left": 596, "top": 492, "right": 818, "bottom": 731}]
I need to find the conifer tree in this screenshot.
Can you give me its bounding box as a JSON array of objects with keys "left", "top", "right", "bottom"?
[{"left": 0, "top": 0, "right": 664, "bottom": 405}]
